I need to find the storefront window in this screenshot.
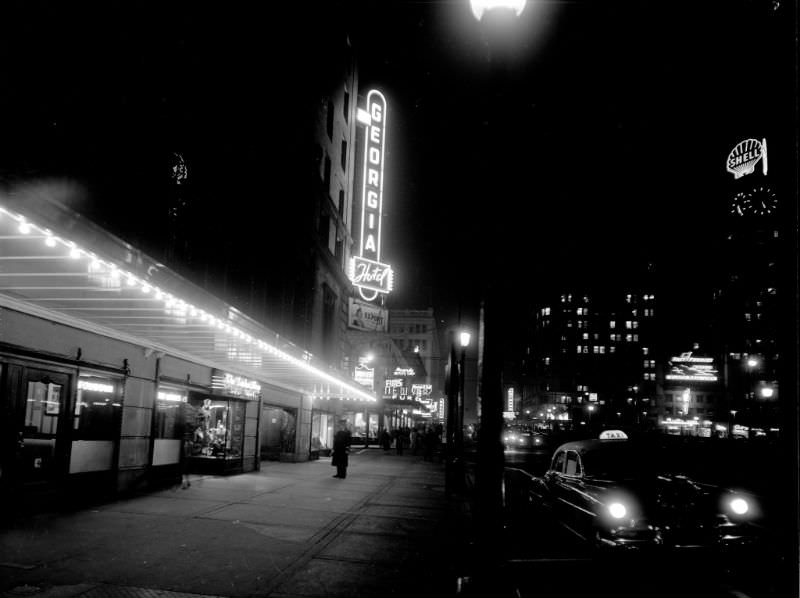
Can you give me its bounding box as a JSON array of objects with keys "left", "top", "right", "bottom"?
[
  {"left": 152, "top": 388, "right": 188, "bottom": 467},
  {"left": 188, "top": 396, "right": 243, "bottom": 459},
  {"left": 352, "top": 412, "right": 367, "bottom": 438},
  {"left": 73, "top": 377, "right": 122, "bottom": 441},
  {"left": 311, "top": 412, "right": 334, "bottom": 451},
  {"left": 154, "top": 389, "right": 186, "bottom": 439},
  {"left": 368, "top": 413, "right": 379, "bottom": 440},
  {"left": 70, "top": 376, "right": 122, "bottom": 473}
]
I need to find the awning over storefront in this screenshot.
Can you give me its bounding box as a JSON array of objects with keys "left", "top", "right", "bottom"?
[{"left": 0, "top": 188, "right": 375, "bottom": 402}]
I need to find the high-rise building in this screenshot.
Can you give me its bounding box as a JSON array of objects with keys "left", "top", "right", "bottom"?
[
  {"left": 512, "top": 287, "right": 658, "bottom": 430},
  {"left": 711, "top": 182, "right": 781, "bottom": 436}
]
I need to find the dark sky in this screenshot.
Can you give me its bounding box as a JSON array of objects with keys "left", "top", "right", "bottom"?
[
  {"left": 346, "top": 0, "right": 792, "bottom": 338},
  {"left": 0, "top": 0, "right": 793, "bottom": 346}
]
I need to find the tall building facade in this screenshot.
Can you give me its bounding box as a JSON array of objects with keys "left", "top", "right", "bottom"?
[
  {"left": 512, "top": 288, "right": 658, "bottom": 430},
  {"left": 710, "top": 182, "right": 781, "bottom": 436},
  {"left": 387, "top": 309, "right": 442, "bottom": 395}
]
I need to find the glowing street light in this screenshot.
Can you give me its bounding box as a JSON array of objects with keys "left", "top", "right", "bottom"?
[
  {"left": 760, "top": 386, "right": 774, "bottom": 399},
  {"left": 460, "top": 331, "right": 472, "bottom": 348},
  {"left": 470, "top": 0, "right": 526, "bottom": 21}
]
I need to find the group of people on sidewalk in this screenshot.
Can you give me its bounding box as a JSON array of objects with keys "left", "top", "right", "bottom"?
[
  {"left": 330, "top": 422, "right": 444, "bottom": 480},
  {"left": 379, "top": 424, "right": 442, "bottom": 461}
]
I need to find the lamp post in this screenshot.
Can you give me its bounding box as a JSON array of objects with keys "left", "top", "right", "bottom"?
[
  {"left": 456, "top": 331, "right": 471, "bottom": 461},
  {"left": 467, "top": 3, "right": 527, "bottom": 588},
  {"left": 729, "top": 409, "right": 738, "bottom": 440},
  {"left": 745, "top": 357, "right": 759, "bottom": 439}
]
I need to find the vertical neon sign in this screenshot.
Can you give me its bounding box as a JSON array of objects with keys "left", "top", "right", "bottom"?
[{"left": 349, "top": 89, "right": 394, "bottom": 302}]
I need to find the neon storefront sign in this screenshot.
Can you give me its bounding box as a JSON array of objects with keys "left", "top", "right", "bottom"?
[
  {"left": 350, "top": 89, "right": 394, "bottom": 302},
  {"left": 211, "top": 372, "right": 262, "bottom": 398}
]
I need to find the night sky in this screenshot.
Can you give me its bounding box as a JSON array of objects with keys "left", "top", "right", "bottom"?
[{"left": 0, "top": 0, "right": 793, "bottom": 348}]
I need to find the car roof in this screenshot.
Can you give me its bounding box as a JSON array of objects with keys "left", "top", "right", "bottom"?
[{"left": 553, "top": 439, "right": 629, "bottom": 455}]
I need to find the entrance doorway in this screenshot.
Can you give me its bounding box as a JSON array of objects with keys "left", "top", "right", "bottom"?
[{"left": 1, "top": 364, "right": 71, "bottom": 493}]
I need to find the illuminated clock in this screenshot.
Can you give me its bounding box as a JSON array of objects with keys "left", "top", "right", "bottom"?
[
  {"left": 730, "top": 187, "right": 776, "bottom": 216},
  {"left": 729, "top": 191, "right": 751, "bottom": 216},
  {"left": 751, "top": 187, "right": 777, "bottom": 216}
]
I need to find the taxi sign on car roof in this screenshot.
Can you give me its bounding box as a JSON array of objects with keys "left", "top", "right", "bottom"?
[{"left": 599, "top": 430, "right": 628, "bottom": 440}]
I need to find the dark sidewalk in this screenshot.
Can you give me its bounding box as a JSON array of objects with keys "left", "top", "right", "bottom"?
[{"left": 0, "top": 449, "right": 474, "bottom": 598}]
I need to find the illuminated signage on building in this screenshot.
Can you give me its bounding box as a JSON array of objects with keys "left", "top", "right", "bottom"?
[
  {"left": 727, "top": 138, "right": 768, "bottom": 179},
  {"left": 354, "top": 364, "right": 375, "bottom": 390},
  {"left": 78, "top": 379, "right": 114, "bottom": 394},
  {"left": 351, "top": 89, "right": 394, "bottom": 302},
  {"left": 507, "top": 387, "right": 515, "bottom": 412},
  {"left": 412, "top": 384, "right": 432, "bottom": 397},
  {"left": 211, "top": 372, "right": 262, "bottom": 398},
  {"left": 157, "top": 390, "right": 187, "bottom": 402},
  {"left": 348, "top": 256, "right": 394, "bottom": 296},
  {"left": 393, "top": 367, "right": 415, "bottom": 377},
  {"left": 438, "top": 398, "right": 445, "bottom": 420},
  {"left": 665, "top": 352, "right": 718, "bottom": 382}
]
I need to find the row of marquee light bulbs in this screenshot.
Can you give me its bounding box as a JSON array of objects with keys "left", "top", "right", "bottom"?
[{"left": 0, "top": 205, "right": 375, "bottom": 401}]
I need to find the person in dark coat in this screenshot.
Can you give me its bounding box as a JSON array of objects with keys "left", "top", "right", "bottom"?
[{"left": 331, "top": 419, "right": 352, "bottom": 479}]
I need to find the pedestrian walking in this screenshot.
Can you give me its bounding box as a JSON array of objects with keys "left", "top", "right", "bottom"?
[
  {"left": 331, "top": 419, "right": 352, "bottom": 478},
  {"left": 410, "top": 428, "right": 419, "bottom": 455}
]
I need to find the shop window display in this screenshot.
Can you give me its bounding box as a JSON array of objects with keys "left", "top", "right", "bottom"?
[{"left": 189, "top": 397, "right": 243, "bottom": 459}]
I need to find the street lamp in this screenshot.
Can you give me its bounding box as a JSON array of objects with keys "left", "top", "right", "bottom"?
[
  {"left": 456, "top": 330, "right": 471, "bottom": 461},
  {"left": 470, "top": 0, "right": 526, "bottom": 21},
  {"left": 744, "top": 356, "right": 760, "bottom": 439}
]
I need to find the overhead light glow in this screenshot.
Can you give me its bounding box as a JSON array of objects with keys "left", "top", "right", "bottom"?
[
  {"left": 470, "top": 0, "right": 526, "bottom": 21},
  {"left": 45, "top": 235, "right": 56, "bottom": 247}
]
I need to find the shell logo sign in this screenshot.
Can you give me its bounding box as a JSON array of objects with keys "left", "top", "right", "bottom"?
[
  {"left": 726, "top": 138, "right": 768, "bottom": 179},
  {"left": 350, "top": 90, "right": 394, "bottom": 302}
]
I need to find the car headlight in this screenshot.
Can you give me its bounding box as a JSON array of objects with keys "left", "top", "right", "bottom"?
[
  {"left": 534, "top": 437, "right": 541, "bottom": 445},
  {"left": 729, "top": 497, "right": 749, "bottom": 515},
  {"left": 608, "top": 502, "right": 627, "bottom": 519}
]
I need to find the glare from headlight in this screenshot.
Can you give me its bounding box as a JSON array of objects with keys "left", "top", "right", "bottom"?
[
  {"left": 608, "top": 502, "right": 627, "bottom": 519},
  {"left": 730, "top": 497, "right": 749, "bottom": 515}
]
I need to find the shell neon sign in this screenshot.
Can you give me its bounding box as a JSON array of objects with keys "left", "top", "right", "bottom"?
[
  {"left": 350, "top": 90, "right": 394, "bottom": 302},
  {"left": 726, "top": 138, "right": 768, "bottom": 179}
]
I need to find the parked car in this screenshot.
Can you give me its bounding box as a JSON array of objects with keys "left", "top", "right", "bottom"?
[{"left": 503, "top": 431, "right": 767, "bottom": 552}]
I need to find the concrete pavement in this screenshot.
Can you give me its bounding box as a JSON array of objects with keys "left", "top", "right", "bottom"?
[{"left": 0, "top": 449, "right": 474, "bottom": 598}]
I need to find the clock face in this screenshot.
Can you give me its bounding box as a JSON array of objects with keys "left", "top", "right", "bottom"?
[{"left": 730, "top": 187, "right": 776, "bottom": 216}]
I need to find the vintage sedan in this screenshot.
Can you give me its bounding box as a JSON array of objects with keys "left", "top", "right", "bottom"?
[{"left": 502, "top": 431, "right": 766, "bottom": 552}]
